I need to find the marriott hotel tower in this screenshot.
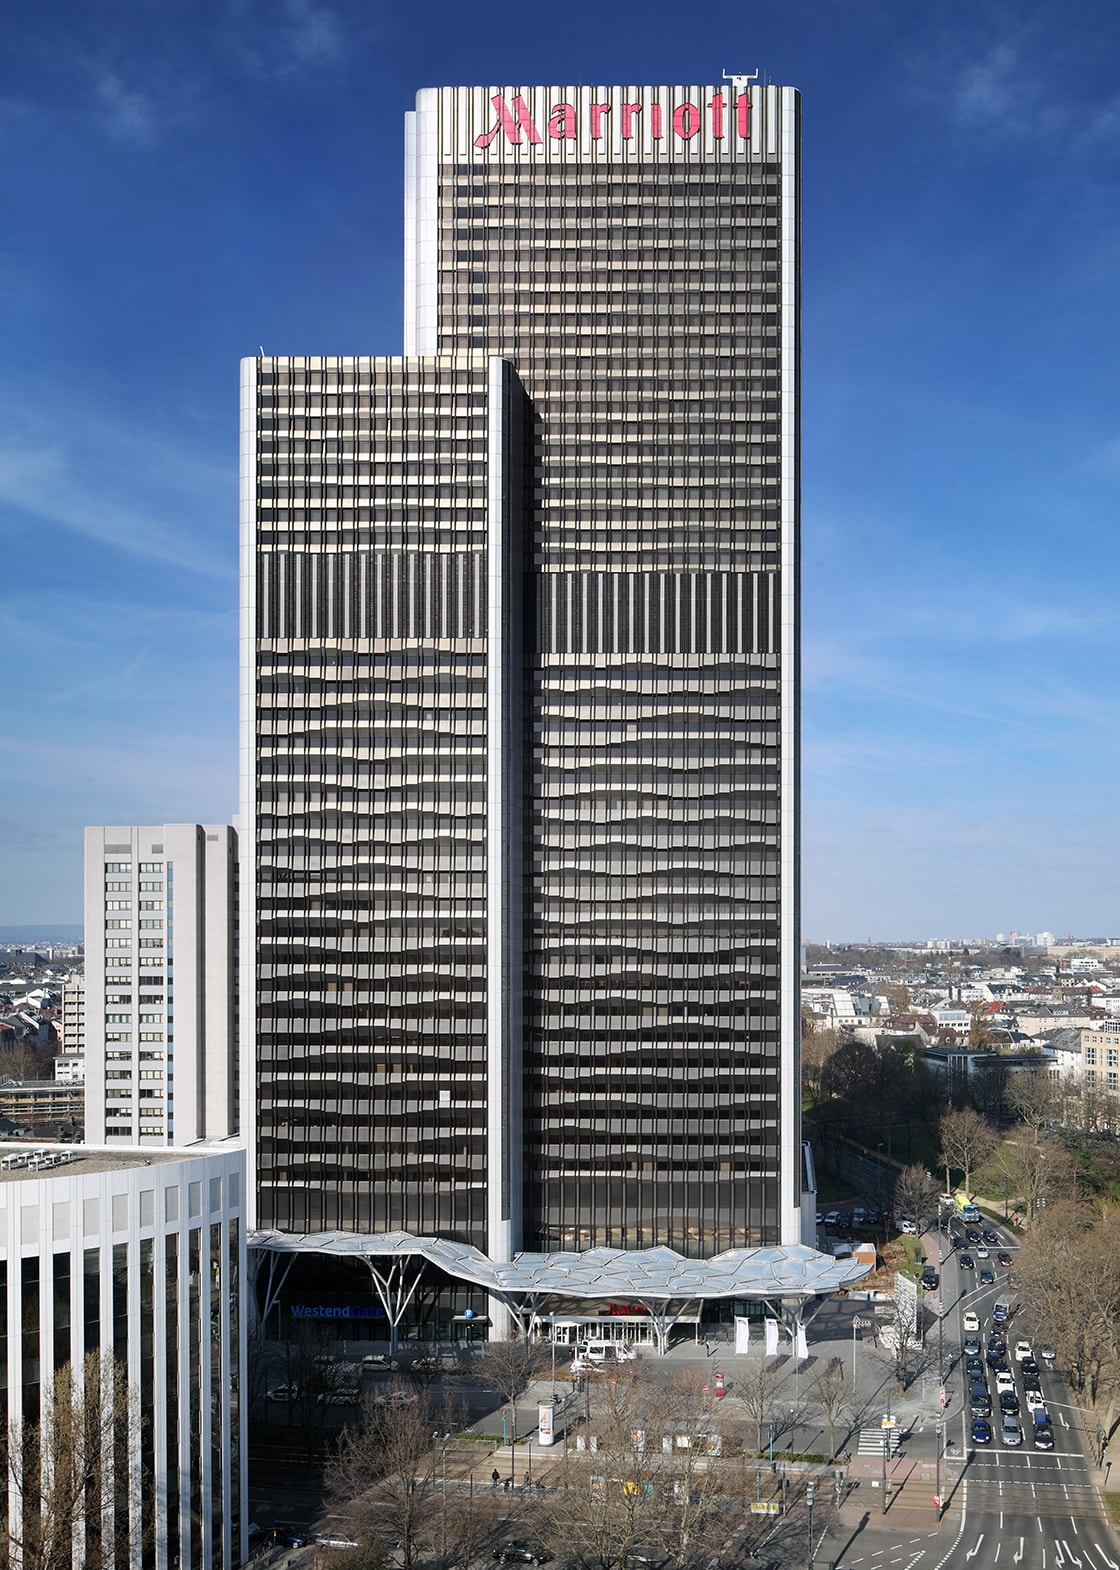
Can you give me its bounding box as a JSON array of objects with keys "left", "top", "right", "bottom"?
[{"left": 241, "top": 83, "right": 807, "bottom": 1284}]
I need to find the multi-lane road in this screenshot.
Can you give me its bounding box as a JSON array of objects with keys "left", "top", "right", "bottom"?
[{"left": 922, "top": 1212, "right": 1115, "bottom": 1570}]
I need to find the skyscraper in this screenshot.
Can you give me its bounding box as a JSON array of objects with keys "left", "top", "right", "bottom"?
[{"left": 242, "top": 82, "right": 805, "bottom": 1279}]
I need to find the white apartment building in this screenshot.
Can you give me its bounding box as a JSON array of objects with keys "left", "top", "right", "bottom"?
[
  {"left": 0, "top": 1140, "right": 245, "bottom": 1569},
  {"left": 59, "top": 975, "right": 85, "bottom": 1054},
  {"left": 84, "top": 826, "right": 238, "bottom": 1147}
]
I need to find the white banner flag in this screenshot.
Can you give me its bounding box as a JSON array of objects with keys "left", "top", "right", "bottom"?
[
  {"left": 734, "top": 1315, "right": 751, "bottom": 1355},
  {"left": 764, "top": 1317, "right": 780, "bottom": 1357},
  {"left": 795, "top": 1323, "right": 808, "bottom": 1361}
]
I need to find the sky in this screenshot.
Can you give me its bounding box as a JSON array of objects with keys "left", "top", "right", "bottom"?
[{"left": 2, "top": 0, "right": 1119, "bottom": 940}]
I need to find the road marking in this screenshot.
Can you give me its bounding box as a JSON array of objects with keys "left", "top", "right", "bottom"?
[
  {"left": 1059, "top": 1542, "right": 1083, "bottom": 1567},
  {"left": 1014, "top": 1538, "right": 1025, "bottom": 1562},
  {"left": 966, "top": 1536, "right": 985, "bottom": 1561},
  {"left": 995, "top": 1545, "right": 1001, "bottom": 1561},
  {"left": 1072, "top": 1517, "right": 1080, "bottom": 1534},
  {"left": 1094, "top": 1547, "right": 1119, "bottom": 1570}
]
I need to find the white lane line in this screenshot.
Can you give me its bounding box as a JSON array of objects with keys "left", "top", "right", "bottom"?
[
  {"left": 931, "top": 1480, "right": 969, "bottom": 1570},
  {"left": 1072, "top": 1517, "right": 1080, "bottom": 1534},
  {"left": 965, "top": 1536, "right": 985, "bottom": 1561},
  {"left": 994, "top": 1545, "right": 1001, "bottom": 1561}
]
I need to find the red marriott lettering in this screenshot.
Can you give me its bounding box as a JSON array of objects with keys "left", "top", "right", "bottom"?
[{"left": 474, "top": 91, "right": 751, "bottom": 149}]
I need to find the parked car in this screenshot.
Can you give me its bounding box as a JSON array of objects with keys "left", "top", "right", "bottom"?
[
  {"left": 494, "top": 1545, "right": 552, "bottom": 1565},
  {"left": 922, "top": 1267, "right": 938, "bottom": 1289},
  {"left": 823, "top": 1211, "right": 840, "bottom": 1226},
  {"left": 1039, "top": 1343, "right": 1057, "bottom": 1365}
]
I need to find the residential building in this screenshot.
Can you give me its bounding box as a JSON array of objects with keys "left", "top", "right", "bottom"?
[
  {"left": 59, "top": 974, "right": 85, "bottom": 1055},
  {"left": 1082, "top": 1019, "right": 1120, "bottom": 1095},
  {"left": 84, "top": 826, "right": 238, "bottom": 1147},
  {"left": 241, "top": 82, "right": 817, "bottom": 1326},
  {"left": 0, "top": 1140, "right": 245, "bottom": 1569}
]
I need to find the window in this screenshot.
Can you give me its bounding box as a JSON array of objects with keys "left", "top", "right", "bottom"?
[
  {"left": 104, "top": 862, "right": 131, "bottom": 872},
  {"left": 139, "top": 862, "right": 162, "bottom": 872}
]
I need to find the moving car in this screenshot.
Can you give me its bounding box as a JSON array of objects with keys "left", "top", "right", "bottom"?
[
  {"left": 971, "top": 1416, "right": 992, "bottom": 1445},
  {"left": 494, "top": 1546, "right": 552, "bottom": 1565},
  {"left": 1033, "top": 1423, "right": 1055, "bottom": 1450},
  {"left": 998, "top": 1251, "right": 1013, "bottom": 1267},
  {"left": 1026, "top": 1389, "right": 1047, "bottom": 1413},
  {"left": 963, "top": 1310, "right": 980, "bottom": 1332},
  {"left": 1001, "top": 1417, "right": 1023, "bottom": 1446},
  {"left": 995, "top": 1370, "right": 1015, "bottom": 1393},
  {"left": 965, "top": 1356, "right": 985, "bottom": 1380},
  {"left": 975, "top": 1245, "right": 990, "bottom": 1259},
  {"left": 989, "top": 1335, "right": 1007, "bottom": 1357},
  {"left": 967, "top": 1228, "right": 982, "bottom": 1243},
  {"left": 1014, "top": 1340, "right": 1033, "bottom": 1362},
  {"left": 964, "top": 1335, "right": 982, "bottom": 1356},
  {"left": 983, "top": 1229, "right": 999, "bottom": 1244},
  {"left": 959, "top": 1253, "right": 975, "bottom": 1270},
  {"left": 922, "top": 1267, "right": 938, "bottom": 1289},
  {"left": 1039, "top": 1343, "right": 1057, "bottom": 1365},
  {"left": 999, "top": 1390, "right": 1020, "bottom": 1416},
  {"left": 980, "top": 1269, "right": 995, "bottom": 1286},
  {"left": 970, "top": 1387, "right": 992, "bottom": 1416}
]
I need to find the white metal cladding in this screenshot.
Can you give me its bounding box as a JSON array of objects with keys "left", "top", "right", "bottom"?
[
  {"left": 0, "top": 1147, "right": 246, "bottom": 1570},
  {"left": 429, "top": 84, "right": 783, "bottom": 164},
  {"left": 249, "top": 1230, "right": 871, "bottom": 1301}
]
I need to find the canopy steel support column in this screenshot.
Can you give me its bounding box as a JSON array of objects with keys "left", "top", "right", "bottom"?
[
  {"left": 362, "top": 1255, "right": 428, "bottom": 1356},
  {"left": 257, "top": 1249, "right": 297, "bottom": 1332}
]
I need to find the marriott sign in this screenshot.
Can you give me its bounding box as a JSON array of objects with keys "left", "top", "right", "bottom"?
[
  {"left": 414, "top": 83, "right": 784, "bottom": 164},
  {"left": 474, "top": 89, "right": 751, "bottom": 149}
]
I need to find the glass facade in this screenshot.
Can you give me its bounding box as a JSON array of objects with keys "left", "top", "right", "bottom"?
[{"left": 245, "top": 82, "right": 801, "bottom": 1261}]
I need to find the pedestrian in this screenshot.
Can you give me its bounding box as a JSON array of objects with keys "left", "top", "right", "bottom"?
[
  {"left": 503, "top": 1477, "right": 511, "bottom": 1493},
  {"left": 492, "top": 1468, "right": 501, "bottom": 1488}
]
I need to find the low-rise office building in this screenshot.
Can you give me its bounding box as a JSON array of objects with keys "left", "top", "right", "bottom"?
[{"left": 0, "top": 1140, "right": 246, "bottom": 1570}]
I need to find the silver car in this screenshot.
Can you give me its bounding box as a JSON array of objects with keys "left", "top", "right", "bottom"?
[{"left": 1001, "top": 1417, "right": 1023, "bottom": 1447}]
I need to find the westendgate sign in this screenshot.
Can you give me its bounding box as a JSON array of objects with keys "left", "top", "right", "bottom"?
[{"left": 474, "top": 90, "right": 752, "bottom": 150}]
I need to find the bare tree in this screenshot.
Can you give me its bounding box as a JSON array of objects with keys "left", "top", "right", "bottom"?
[
  {"left": 938, "top": 1106, "right": 997, "bottom": 1199},
  {"left": 735, "top": 1357, "right": 783, "bottom": 1455},
  {"left": 877, "top": 1276, "right": 922, "bottom": 1390},
  {"left": 892, "top": 1163, "right": 939, "bottom": 1230},
  {"left": 809, "top": 1357, "right": 852, "bottom": 1460},
  {"left": 528, "top": 1369, "right": 735, "bottom": 1570},
  {"left": 1005, "top": 1071, "right": 1057, "bottom": 1144},
  {"left": 2, "top": 1352, "right": 138, "bottom": 1570},
  {"left": 323, "top": 1384, "right": 496, "bottom": 1570},
  {"left": 474, "top": 1330, "right": 551, "bottom": 1444}
]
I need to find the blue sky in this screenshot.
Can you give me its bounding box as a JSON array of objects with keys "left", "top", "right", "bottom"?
[{"left": 2, "top": 0, "right": 1118, "bottom": 939}]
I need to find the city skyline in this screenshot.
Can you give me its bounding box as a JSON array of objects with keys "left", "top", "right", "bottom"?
[{"left": 3, "top": 0, "right": 1120, "bottom": 938}]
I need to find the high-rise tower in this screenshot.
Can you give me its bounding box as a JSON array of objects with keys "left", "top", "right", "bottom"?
[{"left": 242, "top": 83, "right": 804, "bottom": 1271}]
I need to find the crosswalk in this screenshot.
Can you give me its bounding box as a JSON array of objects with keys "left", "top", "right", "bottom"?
[{"left": 857, "top": 1426, "right": 902, "bottom": 1456}]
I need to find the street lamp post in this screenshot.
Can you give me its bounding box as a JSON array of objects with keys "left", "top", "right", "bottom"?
[
  {"left": 805, "top": 1479, "right": 815, "bottom": 1570},
  {"left": 935, "top": 1419, "right": 942, "bottom": 1523},
  {"left": 881, "top": 1432, "right": 888, "bottom": 1514},
  {"left": 768, "top": 1421, "right": 775, "bottom": 1472}
]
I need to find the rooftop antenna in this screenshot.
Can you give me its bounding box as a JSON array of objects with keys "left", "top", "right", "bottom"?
[{"left": 722, "top": 70, "right": 759, "bottom": 87}]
